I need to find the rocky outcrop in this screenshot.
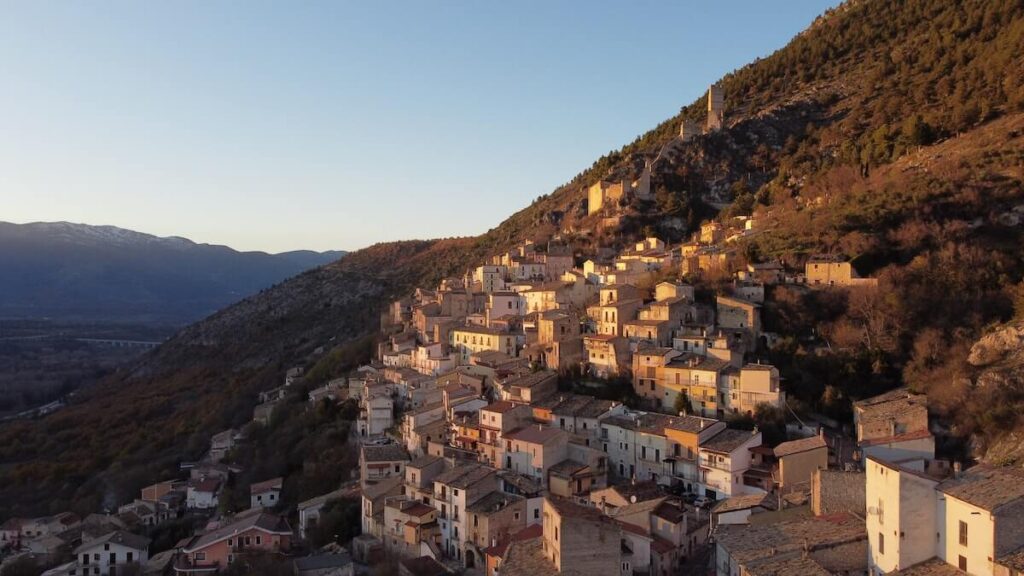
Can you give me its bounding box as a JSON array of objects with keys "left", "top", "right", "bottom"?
[{"left": 968, "top": 322, "right": 1024, "bottom": 367}]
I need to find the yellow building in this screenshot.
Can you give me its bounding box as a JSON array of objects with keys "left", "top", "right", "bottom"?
[
  {"left": 773, "top": 435, "right": 828, "bottom": 490},
  {"left": 450, "top": 325, "right": 518, "bottom": 362},
  {"left": 805, "top": 255, "right": 877, "bottom": 287},
  {"left": 587, "top": 180, "right": 626, "bottom": 215}
]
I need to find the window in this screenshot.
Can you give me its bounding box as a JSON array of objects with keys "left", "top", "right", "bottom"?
[
  {"left": 394, "top": 464, "right": 400, "bottom": 473},
  {"left": 554, "top": 527, "right": 559, "bottom": 541},
  {"left": 104, "top": 544, "right": 110, "bottom": 551},
  {"left": 534, "top": 508, "right": 540, "bottom": 519},
  {"left": 195, "top": 552, "right": 206, "bottom": 561},
  {"left": 126, "top": 552, "right": 133, "bottom": 563},
  {"left": 82, "top": 554, "right": 89, "bottom": 565},
  {"left": 514, "top": 512, "right": 520, "bottom": 521},
  {"left": 878, "top": 532, "right": 884, "bottom": 555},
  {"left": 109, "top": 553, "right": 116, "bottom": 564},
  {"left": 256, "top": 535, "right": 262, "bottom": 545},
  {"left": 959, "top": 521, "right": 968, "bottom": 546},
  {"left": 959, "top": 556, "right": 967, "bottom": 571}
]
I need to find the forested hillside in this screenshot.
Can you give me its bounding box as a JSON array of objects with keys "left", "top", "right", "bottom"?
[{"left": 2, "top": 0, "right": 1024, "bottom": 518}]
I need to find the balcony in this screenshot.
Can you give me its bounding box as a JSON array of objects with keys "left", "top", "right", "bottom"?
[{"left": 699, "top": 458, "right": 731, "bottom": 472}]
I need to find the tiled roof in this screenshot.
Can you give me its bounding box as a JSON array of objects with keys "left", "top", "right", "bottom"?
[
  {"left": 400, "top": 555, "right": 451, "bottom": 576},
  {"left": 546, "top": 496, "right": 610, "bottom": 523},
  {"left": 500, "top": 537, "right": 559, "bottom": 576},
  {"left": 408, "top": 454, "right": 444, "bottom": 469},
  {"left": 652, "top": 500, "right": 686, "bottom": 524},
  {"left": 361, "top": 444, "right": 410, "bottom": 463},
  {"left": 665, "top": 414, "right": 720, "bottom": 434},
  {"left": 548, "top": 460, "right": 588, "bottom": 478},
  {"left": 938, "top": 465, "right": 1024, "bottom": 511},
  {"left": 466, "top": 491, "right": 523, "bottom": 514},
  {"left": 743, "top": 555, "right": 830, "bottom": 576},
  {"left": 250, "top": 477, "right": 283, "bottom": 495},
  {"left": 711, "top": 493, "right": 771, "bottom": 514},
  {"left": 853, "top": 388, "right": 927, "bottom": 422},
  {"left": 361, "top": 475, "right": 404, "bottom": 500},
  {"left": 773, "top": 435, "right": 827, "bottom": 458},
  {"left": 434, "top": 463, "right": 494, "bottom": 489},
  {"left": 504, "top": 370, "right": 556, "bottom": 389},
  {"left": 483, "top": 523, "right": 543, "bottom": 558},
  {"left": 190, "top": 478, "right": 221, "bottom": 493},
  {"left": 482, "top": 400, "right": 520, "bottom": 414},
  {"left": 184, "top": 512, "right": 291, "bottom": 552},
  {"left": 506, "top": 425, "right": 567, "bottom": 445},
  {"left": 74, "top": 530, "right": 150, "bottom": 554},
  {"left": 893, "top": 559, "right": 967, "bottom": 575},
  {"left": 702, "top": 428, "right": 758, "bottom": 454}
]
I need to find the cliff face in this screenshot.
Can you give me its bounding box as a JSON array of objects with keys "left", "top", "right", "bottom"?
[{"left": 966, "top": 322, "right": 1024, "bottom": 464}]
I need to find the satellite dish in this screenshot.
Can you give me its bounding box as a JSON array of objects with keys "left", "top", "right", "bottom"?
[{"left": 630, "top": 495, "right": 638, "bottom": 503}]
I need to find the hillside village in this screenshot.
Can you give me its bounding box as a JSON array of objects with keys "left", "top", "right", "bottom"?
[{"left": 6, "top": 185, "right": 1005, "bottom": 576}]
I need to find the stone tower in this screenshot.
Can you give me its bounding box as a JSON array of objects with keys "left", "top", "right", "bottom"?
[
  {"left": 706, "top": 83, "right": 724, "bottom": 132},
  {"left": 679, "top": 119, "right": 700, "bottom": 142}
]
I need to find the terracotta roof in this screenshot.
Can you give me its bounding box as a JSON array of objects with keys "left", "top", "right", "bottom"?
[
  {"left": 190, "top": 478, "right": 221, "bottom": 493},
  {"left": 482, "top": 400, "right": 521, "bottom": 414},
  {"left": 652, "top": 500, "right": 687, "bottom": 523},
  {"left": 483, "top": 523, "right": 543, "bottom": 558},
  {"left": 250, "top": 477, "right": 283, "bottom": 495},
  {"left": 616, "top": 520, "right": 650, "bottom": 537},
  {"left": 183, "top": 512, "right": 291, "bottom": 553},
  {"left": 773, "top": 436, "right": 827, "bottom": 458}
]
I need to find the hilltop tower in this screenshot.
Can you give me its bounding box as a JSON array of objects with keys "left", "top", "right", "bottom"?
[{"left": 706, "top": 83, "right": 724, "bottom": 132}]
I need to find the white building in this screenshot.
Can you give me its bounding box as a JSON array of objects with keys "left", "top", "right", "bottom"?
[
  {"left": 71, "top": 531, "right": 149, "bottom": 576},
  {"left": 865, "top": 456, "right": 1024, "bottom": 576},
  {"left": 697, "top": 428, "right": 762, "bottom": 500}
]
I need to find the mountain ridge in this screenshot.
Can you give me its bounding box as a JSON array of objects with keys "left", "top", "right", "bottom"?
[{"left": 0, "top": 221, "right": 347, "bottom": 324}]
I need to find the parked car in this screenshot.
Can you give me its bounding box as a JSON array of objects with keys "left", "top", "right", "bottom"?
[{"left": 693, "top": 496, "right": 713, "bottom": 508}]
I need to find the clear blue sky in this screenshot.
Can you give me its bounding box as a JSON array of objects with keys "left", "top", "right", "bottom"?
[{"left": 1, "top": 1, "right": 837, "bottom": 253}]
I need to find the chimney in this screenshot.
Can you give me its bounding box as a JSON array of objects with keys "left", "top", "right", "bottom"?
[{"left": 953, "top": 461, "right": 962, "bottom": 479}]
